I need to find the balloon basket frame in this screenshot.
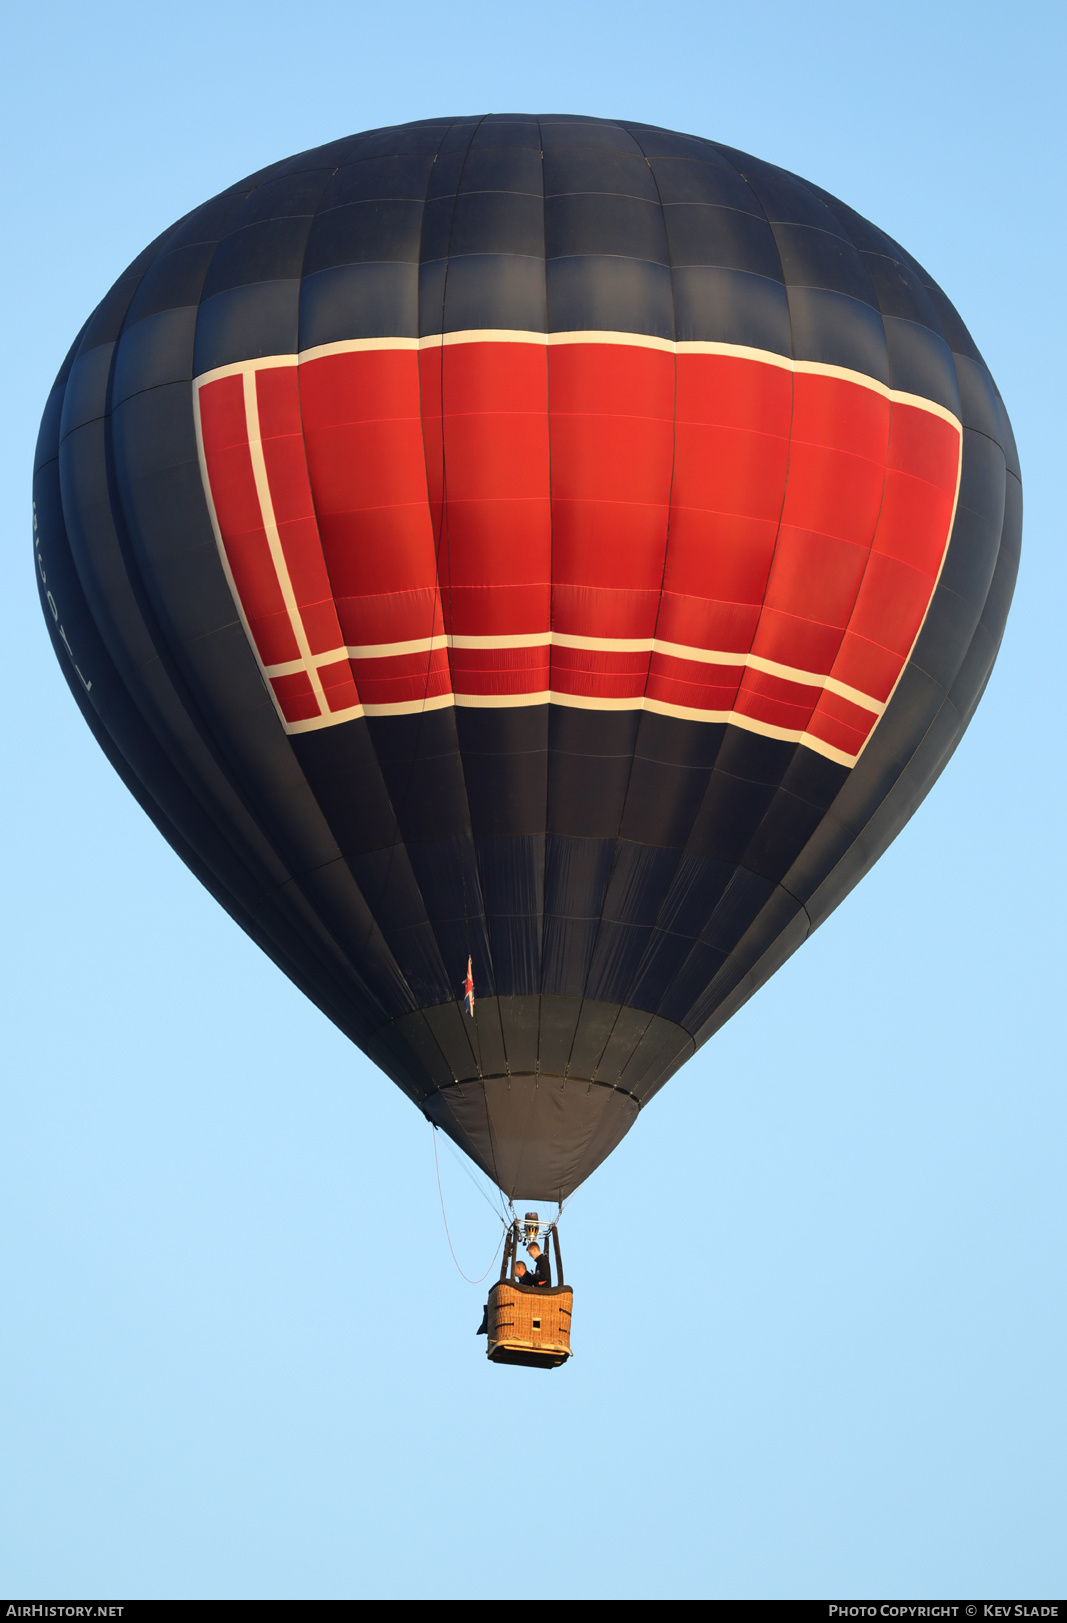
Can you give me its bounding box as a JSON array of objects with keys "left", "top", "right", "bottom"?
[{"left": 485, "top": 1220, "right": 572, "bottom": 1368}]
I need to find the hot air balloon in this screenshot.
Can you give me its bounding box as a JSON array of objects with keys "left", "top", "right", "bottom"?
[{"left": 35, "top": 115, "right": 1020, "bottom": 1220}]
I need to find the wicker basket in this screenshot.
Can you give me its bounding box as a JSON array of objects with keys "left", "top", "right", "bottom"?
[{"left": 486, "top": 1280, "right": 573, "bottom": 1368}]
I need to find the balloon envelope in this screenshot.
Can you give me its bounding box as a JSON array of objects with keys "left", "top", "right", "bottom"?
[{"left": 35, "top": 116, "right": 1020, "bottom": 1200}]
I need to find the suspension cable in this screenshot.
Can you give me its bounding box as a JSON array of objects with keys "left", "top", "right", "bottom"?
[
  {"left": 438, "top": 1126, "right": 511, "bottom": 1225},
  {"left": 432, "top": 1127, "right": 505, "bottom": 1284}
]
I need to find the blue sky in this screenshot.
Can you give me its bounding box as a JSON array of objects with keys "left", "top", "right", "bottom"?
[{"left": 2, "top": 0, "right": 1064, "bottom": 1599}]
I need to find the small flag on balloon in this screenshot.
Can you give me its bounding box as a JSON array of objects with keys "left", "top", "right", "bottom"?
[{"left": 463, "top": 955, "right": 475, "bottom": 1018}]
